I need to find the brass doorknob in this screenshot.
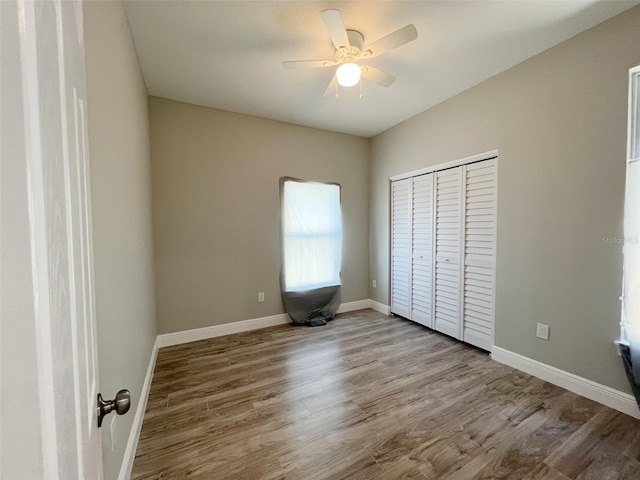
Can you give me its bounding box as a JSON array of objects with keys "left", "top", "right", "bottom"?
[{"left": 97, "top": 389, "right": 130, "bottom": 427}]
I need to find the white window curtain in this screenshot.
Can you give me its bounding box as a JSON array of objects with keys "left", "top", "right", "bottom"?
[
  {"left": 282, "top": 179, "right": 342, "bottom": 292},
  {"left": 624, "top": 161, "right": 640, "bottom": 342}
]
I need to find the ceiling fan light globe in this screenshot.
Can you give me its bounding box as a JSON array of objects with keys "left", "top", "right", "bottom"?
[{"left": 336, "top": 63, "right": 361, "bottom": 87}]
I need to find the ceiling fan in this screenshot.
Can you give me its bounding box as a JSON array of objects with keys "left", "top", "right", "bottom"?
[{"left": 283, "top": 9, "right": 418, "bottom": 97}]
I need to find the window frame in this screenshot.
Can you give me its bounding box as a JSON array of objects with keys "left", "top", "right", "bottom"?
[
  {"left": 621, "top": 65, "right": 640, "bottom": 344},
  {"left": 280, "top": 177, "right": 343, "bottom": 292}
]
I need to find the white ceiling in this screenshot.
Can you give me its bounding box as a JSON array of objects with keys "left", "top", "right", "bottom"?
[{"left": 124, "top": 1, "right": 638, "bottom": 138}]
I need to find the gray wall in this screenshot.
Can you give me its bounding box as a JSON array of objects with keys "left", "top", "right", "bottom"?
[
  {"left": 84, "top": 2, "right": 157, "bottom": 479},
  {"left": 370, "top": 6, "right": 640, "bottom": 393},
  {"left": 149, "top": 97, "right": 370, "bottom": 334}
]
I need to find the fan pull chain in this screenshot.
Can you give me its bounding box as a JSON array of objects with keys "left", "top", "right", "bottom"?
[
  {"left": 360, "top": 77, "right": 363, "bottom": 99},
  {"left": 335, "top": 79, "right": 339, "bottom": 99}
]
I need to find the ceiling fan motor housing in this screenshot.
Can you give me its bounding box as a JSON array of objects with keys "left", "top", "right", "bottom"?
[
  {"left": 335, "top": 30, "right": 370, "bottom": 66},
  {"left": 346, "top": 30, "right": 364, "bottom": 50}
]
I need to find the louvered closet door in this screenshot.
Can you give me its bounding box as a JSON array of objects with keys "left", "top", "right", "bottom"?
[
  {"left": 391, "top": 179, "right": 411, "bottom": 318},
  {"left": 463, "top": 159, "right": 497, "bottom": 350},
  {"left": 411, "top": 174, "right": 434, "bottom": 327},
  {"left": 434, "top": 168, "right": 463, "bottom": 338}
]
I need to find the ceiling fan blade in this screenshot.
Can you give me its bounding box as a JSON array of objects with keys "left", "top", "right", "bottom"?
[
  {"left": 282, "top": 60, "right": 337, "bottom": 69},
  {"left": 362, "top": 66, "right": 396, "bottom": 87},
  {"left": 322, "top": 9, "right": 350, "bottom": 50},
  {"left": 364, "top": 24, "right": 417, "bottom": 58},
  {"left": 323, "top": 75, "right": 338, "bottom": 98}
]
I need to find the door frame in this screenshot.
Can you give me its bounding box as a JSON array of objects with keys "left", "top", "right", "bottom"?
[{"left": 388, "top": 149, "right": 499, "bottom": 351}]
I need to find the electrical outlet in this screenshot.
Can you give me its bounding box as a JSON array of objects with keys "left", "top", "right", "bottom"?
[
  {"left": 110, "top": 416, "right": 117, "bottom": 452},
  {"left": 372, "top": 279, "right": 377, "bottom": 288},
  {"left": 257, "top": 292, "right": 264, "bottom": 303},
  {"left": 536, "top": 323, "right": 550, "bottom": 340}
]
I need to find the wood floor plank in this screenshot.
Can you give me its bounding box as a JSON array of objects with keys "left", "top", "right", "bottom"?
[
  {"left": 378, "top": 457, "right": 428, "bottom": 479},
  {"left": 547, "top": 407, "right": 640, "bottom": 479},
  {"left": 445, "top": 391, "right": 604, "bottom": 480},
  {"left": 521, "top": 463, "right": 571, "bottom": 480},
  {"left": 132, "top": 309, "right": 640, "bottom": 479},
  {"left": 279, "top": 438, "right": 383, "bottom": 480}
]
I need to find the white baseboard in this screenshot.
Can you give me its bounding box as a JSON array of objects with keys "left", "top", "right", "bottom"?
[
  {"left": 491, "top": 346, "right": 640, "bottom": 419},
  {"left": 156, "top": 313, "right": 291, "bottom": 348},
  {"left": 369, "top": 299, "right": 391, "bottom": 315},
  {"left": 118, "top": 337, "right": 159, "bottom": 480},
  {"left": 337, "top": 299, "right": 371, "bottom": 313},
  {"left": 156, "top": 299, "right": 391, "bottom": 348}
]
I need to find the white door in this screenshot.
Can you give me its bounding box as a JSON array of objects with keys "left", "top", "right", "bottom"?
[
  {"left": 410, "top": 174, "right": 434, "bottom": 327},
  {"left": 434, "top": 167, "right": 464, "bottom": 338},
  {"left": 462, "top": 159, "right": 498, "bottom": 350},
  {"left": 3, "top": 0, "right": 103, "bottom": 478},
  {"left": 391, "top": 178, "right": 412, "bottom": 318}
]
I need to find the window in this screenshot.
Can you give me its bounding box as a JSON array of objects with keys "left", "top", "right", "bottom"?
[
  {"left": 622, "top": 65, "right": 640, "bottom": 343},
  {"left": 281, "top": 179, "right": 342, "bottom": 292}
]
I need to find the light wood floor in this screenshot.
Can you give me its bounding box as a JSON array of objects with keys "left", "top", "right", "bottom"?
[{"left": 132, "top": 309, "right": 640, "bottom": 479}]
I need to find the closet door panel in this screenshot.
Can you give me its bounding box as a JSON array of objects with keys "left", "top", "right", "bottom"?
[
  {"left": 391, "top": 179, "right": 411, "bottom": 318},
  {"left": 411, "top": 174, "right": 434, "bottom": 327},
  {"left": 463, "top": 159, "right": 497, "bottom": 350},
  {"left": 434, "top": 168, "right": 463, "bottom": 338}
]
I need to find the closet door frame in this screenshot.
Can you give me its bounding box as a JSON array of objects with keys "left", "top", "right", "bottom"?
[
  {"left": 390, "top": 150, "right": 499, "bottom": 183},
  {"left": 389, "top": 150, "right": 498, "bottom": 351}
]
